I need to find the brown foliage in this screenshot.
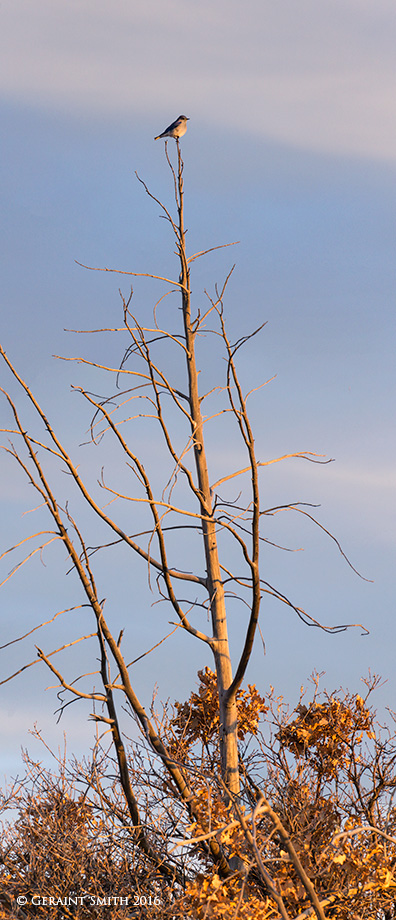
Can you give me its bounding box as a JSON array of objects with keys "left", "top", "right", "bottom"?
[
  {"left": 171, "top": 667, "right": 268, "bottom": 747},
  {"left": 277, "top": 690, "right": 374, "bottom": 779},
  {"left": 0, "top": 748, "right": 170, "bottom": 919},
  {"left": 1, "top": 674, "right": 395, "bottom": 919}
]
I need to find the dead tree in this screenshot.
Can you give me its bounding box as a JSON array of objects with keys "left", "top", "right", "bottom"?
[{"left": 0, "top": 140, "right": 366, "bottom": 912}]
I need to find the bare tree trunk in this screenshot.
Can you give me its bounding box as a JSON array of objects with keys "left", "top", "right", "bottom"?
[{"left": 176, "top": 142, "right": 240, "bottom": 795}]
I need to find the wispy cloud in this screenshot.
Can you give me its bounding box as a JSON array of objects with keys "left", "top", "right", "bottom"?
[{"left": 0, "top": 0, "right": 395, "bottom": 160}]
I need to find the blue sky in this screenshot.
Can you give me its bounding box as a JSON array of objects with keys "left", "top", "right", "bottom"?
[{"left": 1, "top": 0, "right": 395, "bottom": 778}]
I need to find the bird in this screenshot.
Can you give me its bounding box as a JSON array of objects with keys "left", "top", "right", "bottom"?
[{"left": 154, "top": 115, "right": 189, "bottom": 141}]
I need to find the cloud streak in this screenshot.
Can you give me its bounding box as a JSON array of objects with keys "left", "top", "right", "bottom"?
[{"left": 1, "top": 0, "right": 395, "bottom": 160}]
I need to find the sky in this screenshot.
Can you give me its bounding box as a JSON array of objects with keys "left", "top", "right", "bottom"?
[{"left": 0, "top": 0, "right": 395, "bottom": 781}]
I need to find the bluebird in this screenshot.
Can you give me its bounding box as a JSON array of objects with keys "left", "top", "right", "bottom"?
[{"left": 154, "top": 115, "right": 189, "bottom": 141}]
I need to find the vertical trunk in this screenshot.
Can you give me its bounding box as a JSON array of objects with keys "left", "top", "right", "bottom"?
[{"left": 176, "top": 143, "right": 240, "bottom": 794}]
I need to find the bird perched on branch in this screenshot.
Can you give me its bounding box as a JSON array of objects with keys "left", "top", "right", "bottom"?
[{"left": 154, "top": 115, "right": 189, "bottom": 141}]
